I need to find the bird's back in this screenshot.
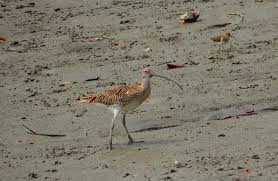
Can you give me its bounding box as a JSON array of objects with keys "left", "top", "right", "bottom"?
[
  {"left": 79, "top": 84, "right": 150, "bottom": 111},
  {"left": 210, "top": 34, "right": 229, "bottom": 43},
  {"left": 210, "top": 35, "right": 222, "bottom": 42}
]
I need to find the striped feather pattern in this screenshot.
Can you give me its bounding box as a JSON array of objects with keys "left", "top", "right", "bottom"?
[{"left": 79, "top": 84, "right": 151, "bottom": 111}]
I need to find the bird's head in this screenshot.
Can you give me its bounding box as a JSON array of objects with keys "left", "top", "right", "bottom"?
[
  {"left": 140, "top": 68, "right": 183, "bottom": 90},
  {"left": 141, "top": 68, "right": 153, "bottom": 78}
]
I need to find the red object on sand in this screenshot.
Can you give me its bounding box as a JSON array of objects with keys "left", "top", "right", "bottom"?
[
  {"left": 245, "top": 168, "right": 251, "bottom": 173},
  {"left": 0, "top": 36, "right": 6, "bottom": 43},
  {"left": 167, "top": 64, "right": 184, "bottom": 69},
  {"left": 242, "top": 109, "right": 255, "bottom": 114}
]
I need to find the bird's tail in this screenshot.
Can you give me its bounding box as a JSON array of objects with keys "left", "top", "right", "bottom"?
[{"left": 77, "top": 95, "right": 96, "bottom": 103}]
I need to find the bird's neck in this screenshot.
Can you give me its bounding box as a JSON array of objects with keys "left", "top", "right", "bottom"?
[{"left": 141, "top": 77, "right": 151, "bottom": 90}]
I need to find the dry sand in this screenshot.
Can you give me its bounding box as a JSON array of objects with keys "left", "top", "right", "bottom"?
[{"left": 1, "top": 0, "right": 278, "bottom": 180}]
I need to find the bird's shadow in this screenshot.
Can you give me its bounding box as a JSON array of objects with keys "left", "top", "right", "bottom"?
[{"left": 114, "top": 138, "right": 185, "bottom": 149}]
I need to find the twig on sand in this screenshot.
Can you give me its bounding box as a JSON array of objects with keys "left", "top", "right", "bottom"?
[
  {"left": 203, "top": 23, "right": 231, "bottom": 30},
  {"left": 167, "top": 63, "right": 185, "bottom": 69},
  {"left": 229, "top": 13, "right": 244, "bottom": 23},
  {"left": 101, "top": 36, "right": 114, "bottom": 40},
  {"left": 229, "top": 13, "right": 244, "bottom": 31},
  {"left": 89, "top": 36, "right": 114, "bottom": 42},
  {"left": 217, "top": 109, "right": 257, "bottom": 120},
  {"left": 22, "top": 124, "right": 66, "bottom": 137},
  {"left": 84, "top": 77, "right": 100, "bottom": 82}
]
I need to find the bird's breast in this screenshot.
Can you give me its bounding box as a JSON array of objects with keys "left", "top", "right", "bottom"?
[{"left": 123, "top": 88, "right": 151, "bottom": 112}]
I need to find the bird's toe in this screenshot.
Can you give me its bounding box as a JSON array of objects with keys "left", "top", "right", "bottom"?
[{"left": 128, "top": 140, "right": 133, "bottom": 145}]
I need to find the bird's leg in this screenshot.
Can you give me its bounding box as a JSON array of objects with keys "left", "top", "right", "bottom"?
[
  {"left": 229, "top": 43, "right": 233, "bottom": 51},
  {"left": 109, "top": 117, "right": 116, "bottom": 150},
  {"left": 217, "top": 42, "right": 221, "bottom": 52},
  {"left": 121, "top": 113, "right": 134, "bottom": 144},
  {"left": 109, "top": 108, "right": 120, "bottom": 150}
]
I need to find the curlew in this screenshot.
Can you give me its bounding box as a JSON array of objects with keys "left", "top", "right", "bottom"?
[
  {"left": 210, "top": 32, "right": 235, "bottom": 51},
  {"left": 78, "top": 68, "right": 183, "bottom": 150}
]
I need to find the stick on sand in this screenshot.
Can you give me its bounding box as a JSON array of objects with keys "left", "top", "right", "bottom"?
[{"left": 22, "top": 124, "right": 66, "bottom": 137}]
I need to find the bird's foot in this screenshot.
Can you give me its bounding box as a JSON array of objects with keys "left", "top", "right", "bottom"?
[
  {"left": 128, "top": 139, "right": 144, "bottom": 145},
  {"left": 106, "top": 145, "right": 113, "bottom": 150},
  {"left": 108, "top": 142, "right": 113, "bottom": 150},
  {"left": 128, "top": 139, "right": 134, "bottom": 145}
]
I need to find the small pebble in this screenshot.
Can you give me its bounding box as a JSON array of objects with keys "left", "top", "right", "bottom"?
[
  {"left": 143, "top": 47, "right": 151, "bottom": 52},
  {"left": 54, "top": 161, "right": 61, "bottom": 165},
  {"left": 217, "top": 134, "right": 226, "bottom": 137},
  {"left": 252, "top": 154, "right": 260, "bottom": 159},
  {"left": 170, "top": 169, "right": 176, "bottom": 173},
  {"left": 122, "top": 173, "right": 130, "bottom": 178}
]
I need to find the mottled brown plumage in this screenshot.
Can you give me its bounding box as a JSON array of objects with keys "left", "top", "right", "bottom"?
[
  {"left": 79, "top": 84, "right": 150, "bottom": 112},
  {"left": 78, "top": 68, "right": 182, "bottom": 150},
  {"left": 210, "top": 32, "right": 231, "bottom": 43}
]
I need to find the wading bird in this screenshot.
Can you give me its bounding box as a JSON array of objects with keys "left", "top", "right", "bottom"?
[
  {"left": 78, "top": 68, "right": 183, "bottom": 150},
  {"left": 210, "top": 32, "right": 236, "bottom": 51}
]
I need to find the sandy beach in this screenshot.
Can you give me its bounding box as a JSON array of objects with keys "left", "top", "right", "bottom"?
[{"left": 1, "top": 0, "right": 278, "bottom": 180}]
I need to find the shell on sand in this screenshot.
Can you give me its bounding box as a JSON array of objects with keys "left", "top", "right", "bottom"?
[{"left": 179, "top": 8, "right": 200, "bottom": 23}]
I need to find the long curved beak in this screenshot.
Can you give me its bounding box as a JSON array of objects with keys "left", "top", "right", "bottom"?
[
  {"left": 153, "top": 74, "right": 183, "bottom": 90},
  {"left": 230, "top": 35, "right": 237, "bottom": 40}
]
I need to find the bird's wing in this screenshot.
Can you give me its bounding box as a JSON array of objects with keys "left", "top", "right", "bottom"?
[
  {"left": 210, "top": 35, "right": 221, "bottom": 42},
  {"left": 79, "top": 84, "right": 143, "bottom": 105},
  {"left": 106, "top": 84, "right": 142, "bottom": 96}
]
